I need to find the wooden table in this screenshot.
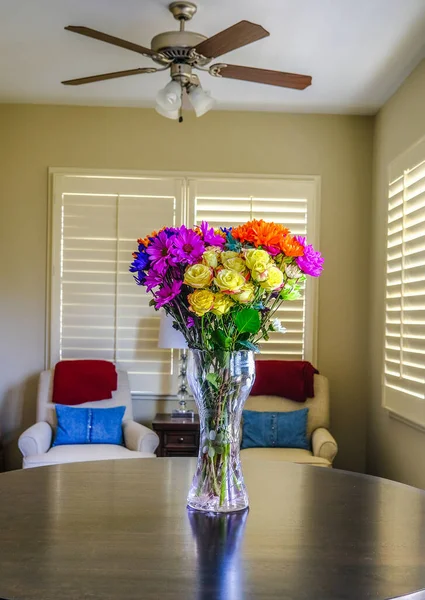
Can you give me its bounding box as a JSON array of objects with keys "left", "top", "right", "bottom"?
[
  {"left": 1, "top": 459, "right": 425, "bottom": 600},
  {"left": 152, "top": 413, "right": 200, "bottom": 457}
]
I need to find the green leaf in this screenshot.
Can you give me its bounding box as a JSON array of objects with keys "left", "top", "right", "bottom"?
[
  {"left": 211, "top": 329, "right": 232, "bottom": 350},
  {"left": 233, "top": 308, "right": 261, "bottom": 334},
  {"left": 149, "top": 299, "right": 156, "bottom": 307},
  {"left": 280, "top": 288, "right": 301, "bottom": 301},
  {"left": 206, "top": 373, "right": 220, "bottom": 389},
  {"left": 236, "top": 340, "right": 260, "bottom": 353}
]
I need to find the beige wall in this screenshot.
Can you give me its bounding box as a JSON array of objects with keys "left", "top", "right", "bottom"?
[
  {"left": 0, "top": 104, "right": 373, "bottom": 471},
  {"left": 368, "top": 59, "right": 425, "bottom": 487}
]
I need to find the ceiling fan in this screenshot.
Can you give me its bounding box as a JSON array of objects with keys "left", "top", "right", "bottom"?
[{"left": 62, "top": 1, "right": 312, "bottom": 121}]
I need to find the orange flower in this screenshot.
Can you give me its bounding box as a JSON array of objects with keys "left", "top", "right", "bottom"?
[
  {"left": 232, "top": 219, "right": 290, "bottom": 248},
  {"left": 137, "top": 229, "right": 159, "bottom": 247},
  {"left": 279, "top": 235, "right": 304, "bottom": 257}
]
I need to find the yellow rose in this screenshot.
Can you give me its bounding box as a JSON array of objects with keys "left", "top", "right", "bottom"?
[
  {"left": 260, "top": 266, "right": 284, "bottom": 292},
  {"left": 202, "top": 250, "right": 219, "bottom": 269},
  {"left": 221, "top": 256, "right": 248, "bottom": 275},
  {"left": 233, "top": 282, "right": 256, "bottom": 304},
  {"left": 220, "top": 250, "right": 240, "bottom": 264},
  {"left": 184, "top": 263, "right": 213, "bottom": 288},
  {"left": 214, "top": 269, "right": 246, "bottom": 294},
  {"left": 188, "top": 289, "right": 215, "bottom": 316},
  {"left": 211, "top": 293, "right": 234, "bottom": 316},
  {"left": 245, "top": 249, "right": 271, "bottom": 270},
  {"left": 251, "top": 260, "right": 270, "bottom": 282}
]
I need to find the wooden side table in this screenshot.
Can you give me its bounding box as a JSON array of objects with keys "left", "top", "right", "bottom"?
[{"left": 152, "top": 414, "right": 200, "bottom": 457}]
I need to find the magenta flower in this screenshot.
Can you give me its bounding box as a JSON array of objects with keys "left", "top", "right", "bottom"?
[
  {"left": 200, "top": 221, "right": 225, "bottom": 247},
  {"left": 172, "top": 226, "right": 205, "bottom": 265},
  {"left": 187, "top": 316, "right": 195, "bottom": 328},
  {"left": 154, "top": 280, "right": 183, "bottom": 309},
  {"left": 294, "top": 236, "right": 324, "bottom": 277},
  {"left": 144, "top": 270, "right": 163, "bottom": 292},
  {"left": 263, "top": 245, "right": 281, "bottom": 257},
  {"left": 146, "top": 231, "right": 177, "bottom": 275}
]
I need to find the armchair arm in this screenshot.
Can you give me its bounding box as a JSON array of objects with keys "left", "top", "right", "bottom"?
[
  {"left": 18, "top": 422, "right": 52, "bottom": 457},
  {"left": 122, "top": 420, "right": 159, "bottom": 454},
  {"left": 312, "top": 428, "right": 338, "bottom": 463}
]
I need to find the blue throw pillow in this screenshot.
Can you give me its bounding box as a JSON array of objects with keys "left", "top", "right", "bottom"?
[
  {"left": 241, "top": 408, "right": 309, "bottom": 450},
  {"left": 53, "top": 405, "right": 126, "bottom": 447}
]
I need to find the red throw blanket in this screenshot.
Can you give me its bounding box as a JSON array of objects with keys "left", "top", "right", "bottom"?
[
  {"left": 250, "top": 360, "right": 319, "bottom": 402},
  {"left": 52, "top": 360, "right": 118, "bottom": 405}
]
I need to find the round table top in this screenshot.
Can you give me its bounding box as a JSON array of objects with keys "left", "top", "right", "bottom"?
[{"left": 1, "top": 458, "right": 425, "bottom": 600}]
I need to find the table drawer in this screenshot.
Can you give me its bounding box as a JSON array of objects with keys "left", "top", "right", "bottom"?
[
  {"left": 164, "top": 449, "right": 198, "bottom": 457},
  {"left": 165, "top": 432, "right": 197, "bottom": 448}
]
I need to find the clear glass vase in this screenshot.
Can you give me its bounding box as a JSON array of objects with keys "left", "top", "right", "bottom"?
[{"left": 187, "top": 350, "right": 255, "bottom": 513}]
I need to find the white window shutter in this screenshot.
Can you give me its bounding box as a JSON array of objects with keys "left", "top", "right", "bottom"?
[
  {"left": 187, "top": 177, "right": 319, "bottom": 362},
  {"left": 50, "top": 174, "right": 185, "bottom": 396},
  {"left": 383, "top": 137, "right": 425, "bottom": 426}
]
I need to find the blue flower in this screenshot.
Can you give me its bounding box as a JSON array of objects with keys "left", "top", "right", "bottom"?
[
  {"left": 129, "top": 252, "right": 150, "bottom": 273},
  {"left": 133, "top": 271, "right": 147, "bottom": 286}
]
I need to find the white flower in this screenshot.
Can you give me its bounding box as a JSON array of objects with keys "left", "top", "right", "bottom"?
[
  {"left": 271, "top": 318, "right": 287, "bottom": 334},
  {"left": 285, "top": 263, "right": 302, "bottom": 279}
]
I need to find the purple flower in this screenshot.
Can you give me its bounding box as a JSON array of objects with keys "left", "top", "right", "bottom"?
[
  {"left": 263, "top": 245, "right": 281, "bottom": 257},
  {"left": 144, "top": 270, "right": 163, "bottom": 292},
  {"left": 187, "top": 316, "right": 195, "bottom": 328},
  {"left": 146, "top": 231, "right": 177, "bottom": 275},
  {"left": 200, "top": 221, "right": 225, "bottom": 247},
  {"left": 172, "top": 226, "right": 205, "bottom": 265},
  {"left": 294, "top": 236, "right": 324, "bottom": 277},
  {"left": 155, "top": 280, "right": 183, "bottom": 309}
]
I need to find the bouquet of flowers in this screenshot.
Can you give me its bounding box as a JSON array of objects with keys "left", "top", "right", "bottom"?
[
  {"left": 130, "top": 219, "right": 323, "bottom": 351},
  {"left": 130, "top": 219, "right": 323, "bottom": 512}
]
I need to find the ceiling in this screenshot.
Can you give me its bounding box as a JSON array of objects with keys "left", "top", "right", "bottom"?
[{"left": 1, "top": 0, "right": 425, "bottom": 115}]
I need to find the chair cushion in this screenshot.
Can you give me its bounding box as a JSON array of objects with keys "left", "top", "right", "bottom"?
[
  {"left": 241, "top": 447, "right": 331, "bottom": 467},
  {"left": 241, "top": 408, "right": 309, "bottom": 450},
  {"left": 23, "top": 444, "right": 156, "bottom": 469},
  {"left": 53, "top": 405, "right": 126, "bottom": 446}
]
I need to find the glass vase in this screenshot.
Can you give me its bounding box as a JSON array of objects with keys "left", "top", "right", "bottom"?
[{"left": 187, "top": 350, "right": 255, "bottom": 513}]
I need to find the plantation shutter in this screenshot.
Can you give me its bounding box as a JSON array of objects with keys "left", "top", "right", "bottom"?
[
  {"left": 50, "top": 174, "right": 184, "bottom": 396},
  {"left": 187, "top": 177, "right": 319, "bottom": 361},
  {"left": 384, "top": 138, "right": 425, "bottom": 425}
]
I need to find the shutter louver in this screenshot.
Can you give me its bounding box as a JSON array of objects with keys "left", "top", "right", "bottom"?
[
  {"left": 188, "top": 178, "right": 317, "bottom": 361},
  {"left": 384, "top": 139, "right": 425, "bottom": 425}
]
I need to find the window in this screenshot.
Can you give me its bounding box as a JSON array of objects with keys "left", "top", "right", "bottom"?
[
  {"left": 383, "top": 136, "right": 425, "bottom": 427},
  {"left": 49, "top": 170, "right": 320, "bottom": 397}
]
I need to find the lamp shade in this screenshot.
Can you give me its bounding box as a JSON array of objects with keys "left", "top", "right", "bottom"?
[
  {"left": 188, "top": 85, "right": 215, "bottom": 117},
  {"left": 156, "top": 80, "right": 182, "bottom": 111},
  {"left": 158, "top": 312, "right": 187, "bottom": 349},
  {"left": 155, "top": 104, "right": 179, "bottom": 120}
]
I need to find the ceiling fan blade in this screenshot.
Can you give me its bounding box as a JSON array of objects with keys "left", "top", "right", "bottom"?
[
  {"left": 65, "top": 26, "right": 157, "bottom": 57},
  {"left": 194, "top": 21, "right": 269, "bottom": 59},
  {"left": 210, "top": 64, "right": 312, "bottom": 89},
  {"left": 62, "top": 67, "right": 157, "bottom": 86}
]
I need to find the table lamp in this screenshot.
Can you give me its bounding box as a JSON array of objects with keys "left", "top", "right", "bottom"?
[{"left": 158, "top": 312, "right": 194, "bottom": 419}]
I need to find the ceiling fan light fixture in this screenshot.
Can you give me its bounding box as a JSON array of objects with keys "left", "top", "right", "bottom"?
[
  {"left": 156, "top": 80, "right": 182, "bottom": 111},
  {"left": 155, "top": 103, "right": 179, "bottom": 120},
  {"left": 188, "top": 85, "right": 216, "bottom": 117}
]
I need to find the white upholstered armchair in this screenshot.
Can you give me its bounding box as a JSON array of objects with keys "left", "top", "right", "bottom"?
[
  {"left": 242, "top": 374, "right": 338, "bottom": 467},
  {"left": 18, "top": 369, "right": 159, "bottom": 469}
]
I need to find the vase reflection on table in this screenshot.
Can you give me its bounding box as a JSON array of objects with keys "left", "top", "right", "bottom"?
[
  {"left": 186, "top": 350, "right": 255, "bottom": 513},
  {"left": 188, "top": 508, "right": 248, "bottom": 600}
]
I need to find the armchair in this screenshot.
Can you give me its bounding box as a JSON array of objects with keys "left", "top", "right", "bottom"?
[
  {"left": 241, "top": 374, "right": 337, "bottom": 467},
  {"left": 19, "top": 369, "right": 159, "bottom": 469}
]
